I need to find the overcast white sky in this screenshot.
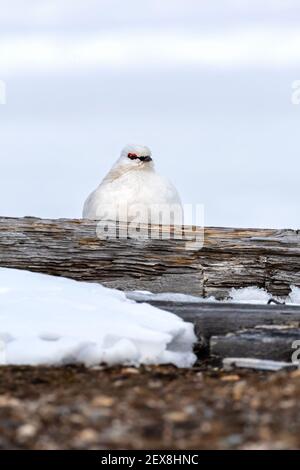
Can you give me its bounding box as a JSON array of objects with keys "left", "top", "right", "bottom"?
[
  {"left": 0, "top": 1, "right": 300, "bottom": 30},
  {"left": 1, "top": 0, "right": 300, "bottom": 71},
  {"left": 0, "top": 1, "right": 299, "bottom": 228}
]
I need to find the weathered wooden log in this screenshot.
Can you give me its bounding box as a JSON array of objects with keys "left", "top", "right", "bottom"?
[
  {"left": 0, "top": 216, "right": 299, "bottom": 298},
  {"left": 210, "top": 327, "right": 300, "bottom": 361},
  {"left": 137, "top": 301, "right": 300, "bottom": 338},
  {"left": 136, "top": 300, "right": 300, "bottom": 360}
]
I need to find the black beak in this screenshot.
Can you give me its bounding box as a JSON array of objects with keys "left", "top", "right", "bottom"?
[{"left": 139, "top": 156, "right": 152, "bottom": 162}]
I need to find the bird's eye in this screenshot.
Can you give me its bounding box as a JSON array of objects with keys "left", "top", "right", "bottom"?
[{"left": 128, "top": 153, "right": 138, "bottom": 160}]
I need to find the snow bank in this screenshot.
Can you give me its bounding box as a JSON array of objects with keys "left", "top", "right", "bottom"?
[{"left": 0, "top": 269, "right": 196, "bottom": 368}]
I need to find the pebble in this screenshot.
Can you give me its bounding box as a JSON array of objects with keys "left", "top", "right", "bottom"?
[
  {"left": 73, "top": 428, "right": 98, "bottom": 446},
  {"left": 17, "top": 424, "right": 38, "bottom": 441},
  {"left": 221, "top": 375, "right": 240, "bottom": 382},
  {"left": 91, "top": 395, "right": 114, "bottom": 407},
  {"left": 165, "top": 411, "right": 187, "bottom": 423}
]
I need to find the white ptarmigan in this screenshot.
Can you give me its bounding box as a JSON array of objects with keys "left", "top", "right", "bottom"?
[{"left": 83, "top": 144, "right": 183, "bottom": 225}]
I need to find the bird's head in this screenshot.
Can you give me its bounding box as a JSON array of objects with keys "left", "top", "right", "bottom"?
[{"left": 118, "top": 144, "right": 153, "bottom": 169}]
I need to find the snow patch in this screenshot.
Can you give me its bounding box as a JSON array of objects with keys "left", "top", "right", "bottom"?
[
  {"left": 127, "top": 291, "right": 217, "bottom": 303},
  {"left": 0, "top": 269, "right": 196, "bottom": 368},
  {"left": 288, "top": 286, "right": 300, "bottom": 305},
  {"left": 229, "top": 286, "right": 272, "bottom": 304},
  {"left": 129, "top": 286, "right": 300, "bottom": 306}
]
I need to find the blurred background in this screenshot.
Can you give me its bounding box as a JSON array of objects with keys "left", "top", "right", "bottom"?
[{"left": 0, "top": 0, "right": 299, "bottom": 228}]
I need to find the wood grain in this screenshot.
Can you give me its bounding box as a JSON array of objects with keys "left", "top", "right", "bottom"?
[
  {"left": 210, "top": 326, "right": 300, "bottom": 362},
  {"left": 0, "top": 216, "right": 299, "bottom": 298},
  {"left": 138, "top": 301, "right": 300, "bottom": 338}
]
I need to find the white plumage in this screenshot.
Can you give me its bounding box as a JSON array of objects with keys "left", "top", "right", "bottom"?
[{"left": 83, "top": 144, "right": 183, "bottom": 225}]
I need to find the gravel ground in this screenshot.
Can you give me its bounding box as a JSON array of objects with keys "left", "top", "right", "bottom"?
[{"left": 0, "top": 365, "right": 300, "bottom": 450}]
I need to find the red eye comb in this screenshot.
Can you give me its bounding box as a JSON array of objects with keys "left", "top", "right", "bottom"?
[{"left": 128, "top": 153, "right": 138, "bottom": 159}]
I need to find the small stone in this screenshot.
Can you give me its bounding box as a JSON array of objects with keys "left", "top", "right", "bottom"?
[
  {"left": 17, "top": 424, "right": 38, "bottom": 441},
  {"left": 91, "top": 395, "right": 114, "bottom": 407},
  {"left": 222, "top": 433, "right": 242, "bottom": 446},
  {"left": 184, "top": 405, "right": 196, "bottom": 415},
  {"left": 290, "top": 369, "right": 300, "bottom": 378},
  {"left": 74, "top": 428, "right": 98, "bottom": 446},
  {"left": 148, "top": 380, "right": 162, "bottom": 389},
  {"left": 165, "top": 411, "right": 187, "bottom": 423},
  {"left": 279, "top": 399, "right": 295, "bottom": 409},
  {"left": 0, "top": 395, "right": 21, "bottom": 408},
  {"left": 121, "top": 367, "right": 139, "bottom": 375},
  {"left": 200, "top": 422, "right": 212, "bottom": 434},
  {"left": 221, "top": 375, "right": 240, "bottom": 382},
  {"left": 233, "top": 380, "right": 246, "bottom": 400}
]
